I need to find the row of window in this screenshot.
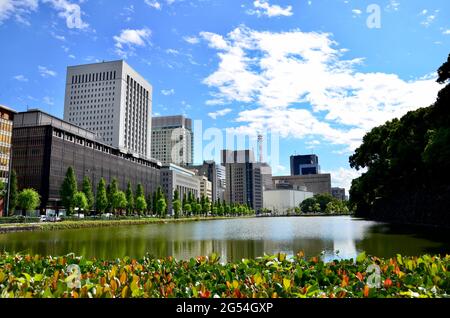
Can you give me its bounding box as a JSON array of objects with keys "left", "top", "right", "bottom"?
[
  {"left": 51, "top": 129, "right": 158, "bottom": 168},
  {"left": 71, "top": 71, "right": 116, "bottom": 84}
]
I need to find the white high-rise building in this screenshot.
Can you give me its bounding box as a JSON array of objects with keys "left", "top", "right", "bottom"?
[
  {"left": 151, "top": 115, "right": 193, "bottom": 165},
  {"left": 64, "top": 60, "right": 152, "bottom": 158}
]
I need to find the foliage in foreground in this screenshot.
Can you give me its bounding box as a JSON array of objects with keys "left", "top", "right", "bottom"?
[{"left": 0, "top": 252, "right": 448, "bottom": 298}]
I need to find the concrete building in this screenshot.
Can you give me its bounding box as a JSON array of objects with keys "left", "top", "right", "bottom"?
[
  {"left": 272, "top": 174, "right": 332, "bottom": 195},
  {"left": 290, "top": 154, "right": 320, "bottom": 176},
  {"left": 221, "top": 150, "right": 267, "bottom": 212},
  {"left": 332, "top": 187, "right": 346, "bottom": 201},
  {"left": 0, "top": 105, "right": 16, "bottom": 217},
  {"left": 152, "top": 115, "right": 193, "bottom": 165},
  {"left": 160, "top": 164, "right": 200, "bottom": 215},
  {"left": 197, "top": 175, "right": 213, "bottom": 202},
  {"left": 11, "top": 110, "right": 161, "bottom": 212},
  {"left": 263, "top": 189, "right": 313, "bottom": 215},
  {"left": 185, "top": 160, "right": 226, "bottom": 203},
  {"left": 63, "top": 60, "right": 152, "bottom": 158}
]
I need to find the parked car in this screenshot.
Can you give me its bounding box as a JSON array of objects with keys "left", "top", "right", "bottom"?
[{"left": 40, "top": 215, "right": 48, "bottom": 222}]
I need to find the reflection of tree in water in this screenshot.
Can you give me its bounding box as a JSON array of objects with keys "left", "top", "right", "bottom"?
[
  {"left": 1, "top": 219, "right": 449, "bottom": 260},
  {"left": 356, "top": 223, "right": 450, "bottom": 258}
]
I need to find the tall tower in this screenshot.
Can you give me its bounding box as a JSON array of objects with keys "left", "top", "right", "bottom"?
[
  {"left": 63, "top": 60, "right": 152, "bottom": 159},
  {"left": 257, "top": 133, "right": 263, "bottom": 163}
]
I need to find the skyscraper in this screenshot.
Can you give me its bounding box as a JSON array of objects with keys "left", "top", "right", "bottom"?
[
  {"left": 290, "top": 154, "right": 320, "bottom": 176},
  {"left": 63, "top": 60, "right": 152, "bottom": 158},
  {"left": 151, "top": 115, "right": 193, "bottom": 165},
  {"left": 221, "top": 150, "right": 270, "bottom": 212}
]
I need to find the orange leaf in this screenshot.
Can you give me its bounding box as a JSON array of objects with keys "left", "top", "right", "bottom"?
[
  {"left": 363, "top": 285, "right": 370, "bottom": 297},
  {"left": 384, "top": 278, "right": 393, "bottom": 289}
]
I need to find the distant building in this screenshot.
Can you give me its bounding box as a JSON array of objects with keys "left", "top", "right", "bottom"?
[
  {"left": 11, "top": 110, "right": 161, "bottom": 212},
  {"left": 160, "top": 164, "right": 200, "bottom": 215},
  {"left": 290, "top": 154, "right": 320, "bottom": 176},
  {"left": 272, "top": 174, "right": 332, "bottom": 195},
  {"left": 185, "top": 160, "right": 225, "bottom": 202},
  {"left": 152, "top": 115, "right": 193, "bottom": 165},
  {"left": 263, "top": 189, "right": 313, "bottom": 215},
  {"left": 0, "top": 105, "right": 16, "bottom": 217},
  {"left": 63, "top": 60, "right": 152, "bottom": 158},
  {"left": 197, "top": 175, "right": 213, "bottom": 202},
  {"left": 221, "top": 150, "right": 269, "bottom": 212},
  {"left": 332, "top": 187, "right": 346, "bottom": 201}
]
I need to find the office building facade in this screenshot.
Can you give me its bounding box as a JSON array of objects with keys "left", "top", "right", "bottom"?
[
  {"left": 12, "top": 110, "right": 161, "bottom": 211},
  {"left": 272, "top": 174, "right": 332, "bottom": 195},
  {"left": 152, "top": 115, "right": 193, "bottom": 165},
  {"left": 263, "top": 189, "right": 313, "bottom": 215},
  {"left": 221, "top": 150, "right": 265, "bottom": 211},
  {"left": 290, "top": 154, "right": 320, "bottom": 176},
  {"left": 160, "top": 164, "right": 200, "bottom": 215},
  {"left": 332, "top": 187, "right": 347, "bottom": 201},
  {"left": 197, "top": 176, "right": 213, "bottom": 202},
  {"left": 0, "top": 105, "right": 16, "bottom": 216},
  {"left": 64, "top": 60, "right": 152, "bottom": 158},
  {"left": 185, "top": 160, "right": 226, "bottom": 203}
]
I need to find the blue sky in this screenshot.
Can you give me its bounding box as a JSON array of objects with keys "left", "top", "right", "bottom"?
[{"left": 1, "top": 0, "right": 449, "bottom": 191}]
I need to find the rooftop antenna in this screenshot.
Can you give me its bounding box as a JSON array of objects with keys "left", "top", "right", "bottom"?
[{"left": 257, "top": 133, "right": 263, "bottom": 163}]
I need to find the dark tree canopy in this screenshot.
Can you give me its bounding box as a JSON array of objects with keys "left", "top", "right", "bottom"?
[{"left": 349, "top": 53, "right": 450, "bottom": 226}]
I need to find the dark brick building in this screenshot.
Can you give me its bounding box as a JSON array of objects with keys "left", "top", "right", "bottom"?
[{"left": 11, "top": 110, "right": 161, "bottom": 212}]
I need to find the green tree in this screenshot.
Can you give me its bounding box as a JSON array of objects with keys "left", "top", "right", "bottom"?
[
  {"left": 17, "top": 189, "right": 40, "bottom": 215},
  {"left": 136, "top": 183, "right": 144, "bottom": 200},
  {"left": 173, "top": 199, "right": 182, "bottom": 219},
  {"left": 300, "top": 197, "right": 316, "bottom": 213},
  {"left": 112, "top": 191, "right": 127, "bottom": 216},
  {"left": 125, "top": 181, "right": 135, "bottom": 215},
  {"left": 135, "top": 196, "right": 147, "bottom": 215},
  {"left": 95, "top": 178, "right": 108, "bottom": 214},
  {"left": 60, "top": 166, "right": 77, "bottom": 215},
  {"left": 73, "top": 192, "right": 88, "bottom": 215},
  {"left": 146, "top": 192, "right": 153, "bottom": 215},
  {"left": 82, "top": 176, "right": 94, "bottom": 214},
  {"left": 156, "top": 198, "right": 167, "bottom": 218},
  {"left": 7, "top": 170, "right": 18, "bottom": 216},
  {"left": 107, "top": 178, "right": 119, "bottom": 212},
  {"left": 183, "top": 203, "right": 192, "bottom": 216}
]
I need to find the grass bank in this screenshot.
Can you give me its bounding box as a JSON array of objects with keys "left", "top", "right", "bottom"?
[
  {"left": 0, "top": 252, "right": 448, "bottom": 298},
  {"left": 0, "top": 216, "right": 250, "bottom": 233}
]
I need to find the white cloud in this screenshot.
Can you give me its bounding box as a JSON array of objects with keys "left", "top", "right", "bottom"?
[
  {"left": 0, "top": 0, "right": 38, "bottom": 25},
  {"left": 442, "top": 29, "right": 450, "bottom": 35},
  {"left": 386, "top": 0, "right": 400, "bottom": 12},
  {"left": 38, "top": 65, "right": 57, "bottom": 78},
  {"left": 43, "top": 0, "right": 88, "bottom": 29},
  {"left": 184, "top": 36, "right": 200, "bottom": 44},
  {"left": 161, "top": 89, "right": 175, "bottom": 96},
  {"left": 208, "top": 108, "right": 232, "bottom": 119},
  {"left": 201, "top": 26, "right": 441, "bottom": 152},
  {"left": 352, "top": 9, "right": 362, "bottom": 16},
  {"left": 420, "top": 9, "right": 439, "bottom": 28},
  {"left": 145, "top": 0, "right": 161, "bottom": 10},
  {"left": 113, "top": 28, "right": 152, "bottom": 58},
  {"left": 13, "top": 74, "right": 28, "bottom": 82},
  {"left": 247, "top": 0, "right": 293, "bottom": 18},
  {"left": 68, "top": 54, "right": 76, "bottom": 59},
  {"left": 43, "top": 96, "right": 54, "bottom": 105},
  {"left": 166, "top": 48, "right": 179, "bottom": 55},
  {"left": 51, "top": 33, "right": 66, "bottom": 41},
  {"left": 324, "top": 167, "right": 365, "bottom": 193}
]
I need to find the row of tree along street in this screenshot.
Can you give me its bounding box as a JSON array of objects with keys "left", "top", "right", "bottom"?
[{"left": 57, "top": 166, "right": 255, "bottom": 218}]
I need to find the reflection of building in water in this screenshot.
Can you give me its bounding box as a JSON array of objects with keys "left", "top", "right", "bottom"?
[{"left": 332, "top": 240, "right": 358, "bottom": 260}]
